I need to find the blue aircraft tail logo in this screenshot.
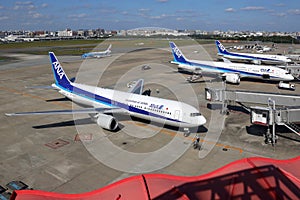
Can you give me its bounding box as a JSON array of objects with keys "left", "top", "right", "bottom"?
[
  {"left": 218, "top": 43, "right": 226, "bottom": 52},
  {"left": 172, "top": 46, "right": 183, "bottom": 59},
  {"left": 169, "top": 42, "right": 187, "bottom": 63},
  {"left": 216, "top": 40, "right": 227, "bottom": 54},
  {"left": 49, "top": 52, "right": 71, "bottom": 88},
  {"left": 53, "top": 61, "right": 65, "bottom": 80}
]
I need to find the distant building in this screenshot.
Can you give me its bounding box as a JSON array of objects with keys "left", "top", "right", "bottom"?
[{"left": 57, "top": 28, "right": 73, "bottom": 37}]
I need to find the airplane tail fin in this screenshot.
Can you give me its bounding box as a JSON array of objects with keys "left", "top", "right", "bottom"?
[
  {"left": 49, "top": 52, "right": 72, "bottom": 88},
  {"left": 127, "top": 79, "right": 144, "bottom": 94},
  {"left": 105, "top": 44, "right": 112, "bottom": 54},
  {"left": 215, "top": 40, "right": 229, "bottom": 54},
  {"left": 107, "top": 44, "right": 112, "bottom": 51},
  {"left": 169, "top": 42, "right": 189, "bottom": 64},
  {"left": 81, "top": 53, "right": 88, "bottom": 59}
]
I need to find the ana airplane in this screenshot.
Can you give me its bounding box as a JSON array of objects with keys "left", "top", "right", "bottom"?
[
  {"left": 169, "top": 42, "right": 294, "bottom": 84},
  {"left": 216, "top": 40, "right": 291, "bottom": 65},
  {"left": 6, "top": 52, "right": 206, "bottom": 133},
  {"left": 81, "top": 44, "right": 112, "bottom": 59}
]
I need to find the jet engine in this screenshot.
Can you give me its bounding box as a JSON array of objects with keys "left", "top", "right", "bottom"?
[
  {"left": 96, "top": 113, "right": 118, "bottom": 131},
  {"left": 224, "top": 73, "right": 240, "bottom": 84},
  {"left": 253, "top": 59, "right": 262, "bottom": 65}
]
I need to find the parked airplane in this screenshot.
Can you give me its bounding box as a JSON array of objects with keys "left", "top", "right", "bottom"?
[
  {"left": 216, "top": 40, "right": 291, "bottom": 65},
  {"left": 81, "top": 44, "right": 112, "bottom": 58},
  {"left": 6, "top": 52, "right": 206, "bottom": 133},
  {"left": 169, "top": 42, "right": 294, "bottom": 84}
]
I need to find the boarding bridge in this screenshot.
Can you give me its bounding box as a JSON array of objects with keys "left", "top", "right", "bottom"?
[
  {"left": 280, "top": 65, "right": 300, "bottom": 79},
  {"left": 205, "top": 87, "right": 300, "bottom": 144},
  {"left": 250, "top": 105, "right": 300, "bottom": 144},
  {"left": 205, "top": 88, "right": 300, "bottom": 106}
]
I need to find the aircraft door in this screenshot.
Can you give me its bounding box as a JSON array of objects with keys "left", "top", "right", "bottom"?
[{"left": 174, "top": 110, "right": 180, "bottom": 120}]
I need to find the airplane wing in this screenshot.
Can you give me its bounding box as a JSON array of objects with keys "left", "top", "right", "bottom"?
[
  {"left": 25, "top": 77, "right": 76, "bottom": 90},
  {"left": 5, "top": 107, "right": 128, "bottom": 116},
  {"left": 127, "top": 79, "right": 144, "bottom": 95},
  {"left": 222, "top": 54, "right": 253, "bottom": 61},
  {"left": 222, "top": 54, "right": 264, "bottom": 65}
]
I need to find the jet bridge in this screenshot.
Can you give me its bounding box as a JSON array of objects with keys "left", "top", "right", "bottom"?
[
  {"left": 250, "top": 104, "right": 300, "bottom": 145},
  {"left": 205, "top": 87, "right": 300, "bottom": 107},
  {"left": 280, "top": 64, "right": 300, "bottom": 79},
  {"left": 205, "top": 87, "right": 300, "bottom": 145}
]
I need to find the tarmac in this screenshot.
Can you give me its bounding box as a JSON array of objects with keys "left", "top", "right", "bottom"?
[{"left": 0, "top": 40, "right": 299, "bottom": 194}]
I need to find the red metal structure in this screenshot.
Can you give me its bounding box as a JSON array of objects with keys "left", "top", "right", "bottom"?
[{"left": 11, "top": 156, "right": 300, "bottom": 200}]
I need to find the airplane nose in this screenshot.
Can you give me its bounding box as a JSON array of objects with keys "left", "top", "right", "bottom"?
[
  {"left": 198, "top": 116, "right": 206, "bottom": 126},
  {"left": 288, "top": 74, "right": 295, "bottom": 81}
]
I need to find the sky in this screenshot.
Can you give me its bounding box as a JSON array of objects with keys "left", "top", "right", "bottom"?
[{"left": 0, "top": 0, "right": 299, "bottom": 32}]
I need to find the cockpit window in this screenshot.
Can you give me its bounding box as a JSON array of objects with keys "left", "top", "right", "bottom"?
[{"left": 190, "top": 113, "right": 202, "bottom": 117}]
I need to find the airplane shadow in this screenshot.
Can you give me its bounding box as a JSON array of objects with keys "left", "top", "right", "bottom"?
[
  {"left": 33, "top": 118, "right": 93, "bottom": 129},
  {"left": 227, "top": 105, "right": 250, "bottom": 115},
  {"left": 246, "top": 124, "right": 300, "bottom": 142},
  {"left": 46, "top": 97, "right": 70, "bottom": 102},
  {"left": 241, "top": 77, "right": 279, "bottom": 84},
  {"left": 130, "top": 116, "right": 208, "bottom": 133},
  {"left": 182, "top": 80, "right": 207, "bottom": 84},
  {"left": 275, "top": 125, "right": 300, "bottom": 143},
  {"left": 246, "top": 125, "right": 266, "bottom": 137},
  {"left": 33, "top": 114, "right": 208, "bottom": 134},
  {"left": 163, "top": 71, "right": 182, "bottom": 74}
]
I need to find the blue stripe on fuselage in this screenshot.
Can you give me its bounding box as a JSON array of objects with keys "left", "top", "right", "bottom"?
[
  {"left": 186, "top": 61, "right": 281, "bottom": 79},
  {"left": 220, "top": 51, "right": 280, "bottom": 62}
]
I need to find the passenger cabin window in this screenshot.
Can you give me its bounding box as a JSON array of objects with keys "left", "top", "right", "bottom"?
[{"left": 190, "top": 113, "right": 201, "bottom": 117}]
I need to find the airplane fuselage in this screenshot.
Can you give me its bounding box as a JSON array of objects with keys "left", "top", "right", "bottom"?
[
  {"left": 81, "top": 51, "right": 111, "bottom": 58},
  {"left": 53, "top": 82, "right": 206, "bottom": 128},
  {"left": 216, "top": 40, "right": 291, "bottom": 65},
  {"left": 176, "top": 60, "right": 294, "bottom": 81},
  {"left": 219, "top": 52, "right": 291, "bottom": 65}
]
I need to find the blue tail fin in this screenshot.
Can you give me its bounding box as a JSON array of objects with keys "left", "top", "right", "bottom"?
[
  {"left": 215, "top": 40, "right": 229, "bottom": 54},
  {"left": 49, "top": 52, "right": 71, "bottom": 88},
  {"left": 169, "top": 42, "right": 188, "bottom": 64},
  {"left": 81, "top": 53, "right": 88, "bottom": 59}
]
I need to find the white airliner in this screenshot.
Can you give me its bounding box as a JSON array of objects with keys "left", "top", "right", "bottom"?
[
  {"left": 6, "top": 52, "right": 206, "bottom": 132},
  {"left": 170, "top": 42, "right": 294, "bottom": 84},
  {"left": 81, "top": 44, "right": 112, "bottom": 59},
  {"left": 216, "top": 40, "right": 291, "bottom": 65}
]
